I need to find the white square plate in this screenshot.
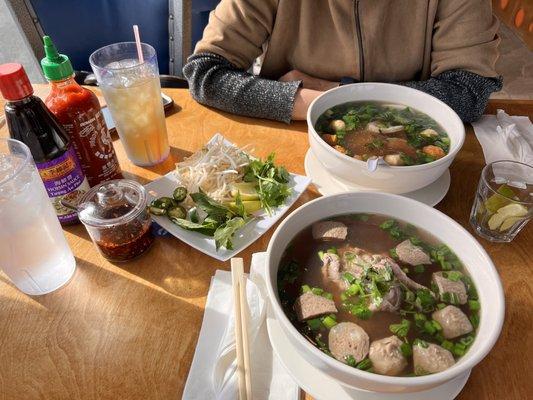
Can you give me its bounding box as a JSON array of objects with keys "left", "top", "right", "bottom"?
[{"left": 144, "top": 134, "right": 311, "bottom": 261}]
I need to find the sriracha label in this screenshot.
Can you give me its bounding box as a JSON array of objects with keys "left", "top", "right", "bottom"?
[{"left": 46, "top": 82, "right": 122, "bottom": 187}]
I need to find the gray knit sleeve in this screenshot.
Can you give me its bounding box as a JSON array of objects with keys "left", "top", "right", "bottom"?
[
  {"left": 401, "top": 70, "right": 503, "bottom": 123},
  {"left": 183, "top": 52, "right": 301, "bottom": 124}
]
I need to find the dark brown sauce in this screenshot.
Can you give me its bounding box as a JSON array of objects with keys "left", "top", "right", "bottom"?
[
  {"left": 278, "top": 214, "right": 475, "bottom": 376},
  {"left": 94, "top": 205, "right": 154, "bottom": 262}
]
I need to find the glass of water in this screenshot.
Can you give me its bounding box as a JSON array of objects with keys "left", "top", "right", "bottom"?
[
  {"left": 89, "top": 42, "right": 170, "bottom": 166},
  {"left": 0, "top": 138, "right": 76, "bottom": 295},
  {"left": 470, "top": 160, "right": 533, "bottom": 242}
]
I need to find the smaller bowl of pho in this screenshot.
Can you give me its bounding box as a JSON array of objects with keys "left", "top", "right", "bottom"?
[
  {"left": 266, "top": 192, "right": 504, "bottom": 393},
  {"left": 307, "top": 83, "right": 465, "bottom": 193}
]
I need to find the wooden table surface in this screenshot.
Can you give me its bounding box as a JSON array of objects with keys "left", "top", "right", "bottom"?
[{"left": 0, "top": 86, "right": 531, "bottom": 400}]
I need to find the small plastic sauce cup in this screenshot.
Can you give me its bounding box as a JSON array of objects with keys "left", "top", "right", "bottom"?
[{"left": 78, "top": 179, "right": 154, "bottom": 262}]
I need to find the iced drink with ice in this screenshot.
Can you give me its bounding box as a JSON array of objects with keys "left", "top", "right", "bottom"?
[
  {"left": 90, "top": 43, "right": 169, "bottom": 166},
  {"left": 0, "top": 139, "right": 76, "bottom": 295}
]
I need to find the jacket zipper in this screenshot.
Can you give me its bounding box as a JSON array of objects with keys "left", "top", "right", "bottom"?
[{"left": 353, "top": 0, "right": 365, "bottom": 81}]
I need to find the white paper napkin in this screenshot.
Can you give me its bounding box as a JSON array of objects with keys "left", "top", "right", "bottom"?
[
  {"left": 471, "top": 109, "right": 533, "bottom": 165},
  {"left": 182, "top": 253, "right": 300, "bottom": 400}
]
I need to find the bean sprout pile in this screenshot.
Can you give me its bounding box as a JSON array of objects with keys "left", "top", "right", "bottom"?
[{"left": 173, "top": 135, "right": 252, "bottom": 208}]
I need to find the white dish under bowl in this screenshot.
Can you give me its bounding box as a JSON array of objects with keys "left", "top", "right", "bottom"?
[
  {"left": 307, "top": 83, "right": 465, "bottom": 194},
  {"left": 265, "top": 192, "right": 504, "bottom": 394},
  {"left": 304, "top": 148, "right": 451, "bottom": 207}
]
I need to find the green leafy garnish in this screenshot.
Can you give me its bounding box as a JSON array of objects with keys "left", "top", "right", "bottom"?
[
  {"left": 213, "top": 217, "right": 246, "bottom": 250},
  {"left": 243, "top": 153, "right": 291, "bottom": 215},
  {"left": 389, "top": 319, "right": 411, "bottom": 338},
  {"left": 150, "top": 189, "right": 252, "bottom": 251}
]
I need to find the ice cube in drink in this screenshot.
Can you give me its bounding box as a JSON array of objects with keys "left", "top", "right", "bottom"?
[
  {"left": 99, "top": 60, "right": 169, "bottom": 166},
  {"left": 0, "top": 154, "right": 76, "bottom": 295}
]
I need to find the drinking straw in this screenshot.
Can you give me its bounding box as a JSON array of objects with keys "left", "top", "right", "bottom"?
[{"left": 133, "top": 25, "right": 144, "bottom": 63}]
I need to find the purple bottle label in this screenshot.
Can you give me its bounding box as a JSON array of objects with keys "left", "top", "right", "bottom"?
[{"left": 35, "top": 147, "right": 90, "bottom": 223}]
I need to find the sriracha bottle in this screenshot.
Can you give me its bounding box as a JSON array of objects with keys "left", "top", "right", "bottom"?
[{"left": 41, "top": 36, "right": 122, "bottom": 187}]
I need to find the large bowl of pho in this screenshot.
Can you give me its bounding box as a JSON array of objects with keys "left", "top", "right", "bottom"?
[
  {"left": 307, "top": 83, "right": 465, "bottom": 193},
  {"left": 265, "top": 192, "right": 504, "bottom": 393}
]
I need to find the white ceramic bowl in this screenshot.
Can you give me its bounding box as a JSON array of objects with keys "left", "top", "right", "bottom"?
[
  {"left": 307, "top": 83, "right": 465, "bottom": 194},
  {"left": 265, "top": 192, "right": 504, "bottom": 393}
]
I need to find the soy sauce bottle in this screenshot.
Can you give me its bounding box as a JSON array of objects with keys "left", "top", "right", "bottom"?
[{"left": 0, "top": 63, "right": 90, "bottom": 224}]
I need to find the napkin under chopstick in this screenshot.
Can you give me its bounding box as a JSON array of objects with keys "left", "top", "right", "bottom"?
[
  {"left": 471, "top": 109, "right": 533, "bottom": 165},
  {"left": 182, "top": 253, "right": 300, "bottom": 400}
]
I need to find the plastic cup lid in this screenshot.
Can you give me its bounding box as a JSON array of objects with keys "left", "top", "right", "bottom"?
[{"left": 78, "top": 179, "right": 147, "bottom": 227}]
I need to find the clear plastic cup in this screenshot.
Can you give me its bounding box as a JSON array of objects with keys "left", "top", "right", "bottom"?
[
  {"left": 0, "top": 138, "right": 76, "bottom": 295},
  {"left": 470, "top": 160, "right": 533, "bottom": 242},
  {"left": 78, "top": 179, "right": 154, "bottom": 262},
  {"left": 89, "top": 42, "right": 170, "bottom": 166}
]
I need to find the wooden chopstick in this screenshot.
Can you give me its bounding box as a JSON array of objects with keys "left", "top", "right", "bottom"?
[
  {"left": 231, "top": 258, "right": 252, "bottom": 400},
  {"left": 239, "top": 272, "right": 253, "bottom": 399}
]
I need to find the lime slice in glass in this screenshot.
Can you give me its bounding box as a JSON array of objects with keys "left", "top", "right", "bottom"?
[
  {"left": 499, "top": 216, "right": 525, "bottom": 232},
  {"left": 488, "top": 203, "right": 528, "bottom": 230},
  {"left": 484, "top": 184, "right": 516, "bottom": 214}
]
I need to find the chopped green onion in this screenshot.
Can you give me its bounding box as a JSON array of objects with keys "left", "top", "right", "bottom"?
[
  {"left": 437, "top": 303, "right": 446, "bottom": 310},
  {"left": 318, "top": 250, "right": 325, "bottom": 261},
  {"left": 345, "top": 355, "right": 357, "bottom": 367},
  {"left": 442, "top": 292, "right": 460, "bottom": 305},
  {"left": 468, "top": 300, "right": 480, "bottom": 311},
  {"left": 446, "top": 271, "right": 463, "bottom": 281},
  {"left": 441, "top": 340, "right": 454, "bottom": 352},
  {"left": 351, "top": 304, "right": 372, "bottom": 320},
  {"left": 327, "top": 247, "right": 338, "bottom": 255},
  {"left": 307, "top": 318, "right": 322, "bottom": 330},
  {"left": 356, "top": 358, "right": 373, "bottom": 371},
  {"left": 414, "top": 265, "right": 425, "bottom": 274},
  {"left": 322, "top": 314, "right": 338, "bottom": 329},
  {"left": 380, "top": 219, "right": 396, "bottom": 230},
  {"left": 389, "top": 248, "right": 399, "bottom": 259},
  {"left": 470, "top": 313, "right": 480, "bottom": 328},
  {"left": 413, "top": 338, "right": 428, "bottom": 348},
  {"left": 423, "top": 321, "right": 437, "bottom": 334},
  {"left": 452, "top": 343, "right": 466, "bottom": 357},
  {"left": 431, "top": 320, "right": 442, "bottom": 331},
  {"left": 400, "top": 342, "right": 412, "bottom": 357},
  {"left": 301, "top": 285, "right": 311, "bottom": 294},
  {"left": 342, "top": 272, "right": 356, "bottom": 284}
]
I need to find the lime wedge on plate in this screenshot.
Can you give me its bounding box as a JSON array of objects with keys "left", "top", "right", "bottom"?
[
  {"left": 499, "top": 216, "right": 525, "bottom": 232},
  {"left": 488, "top": 203, "right": 528, "bottom": 230},
  {"left": 484, "top": 184, "right": 516, "bottom": 214},
  {"left": 230, "top": 182, "right": 259, "bottom": 200}
]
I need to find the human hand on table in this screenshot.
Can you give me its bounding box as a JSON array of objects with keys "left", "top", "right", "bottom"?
[
  {"left": 279, "top": 69, "right": 339, "bottom": 92},
  {"left": 279, "top": 70, "right": 339, "bottom": 121}
]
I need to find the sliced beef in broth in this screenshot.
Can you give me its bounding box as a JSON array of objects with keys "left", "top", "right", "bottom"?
[
  {"left": 432, "top": 272, "right": 468, "bottom": 304},
  {"left": 432, "top": 305, "right": 473, "bottom": 339},
  {"left": 294, "top": 292, "right": 338, "bottom": 321},
  {"left": 322, "top": 253, "right": 343, "bottom": 282},
  {"left": 395, "top": 239, "right": 432, "bottom": 266},
  {"left": 369, "top": 285, "right": 402, "bottom": 313},
  {"left": 312, "top": 221, "right": 348, "bottom": 241}
]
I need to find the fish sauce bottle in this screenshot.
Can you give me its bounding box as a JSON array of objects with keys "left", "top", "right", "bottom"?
[
  {"left": 0, "top": 63, "right": 90, "bottom": 224},
  {"left": 41, "top": 36, "right": 122, "bottom": 187}
]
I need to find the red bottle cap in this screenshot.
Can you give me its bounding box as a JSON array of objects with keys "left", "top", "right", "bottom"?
[{"left": 0, "top": 63, "right": 34, "bottom": 101}]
